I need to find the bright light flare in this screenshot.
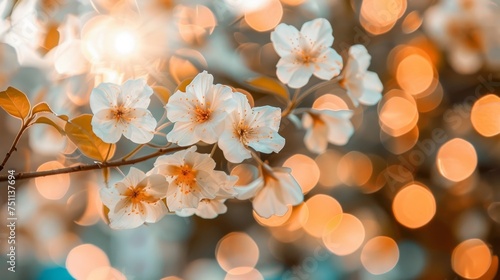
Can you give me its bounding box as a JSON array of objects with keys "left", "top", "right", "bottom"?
[{"left": 113, "top": 30, "right": 137, "bottom": 55}]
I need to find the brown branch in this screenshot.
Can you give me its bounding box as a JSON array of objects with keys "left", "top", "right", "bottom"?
[
  {"left": 0, "top": 124, "right": 28, "bottom": 172},
  {"left": 0, "top": 146, "right": 187, "bottom": 182}
]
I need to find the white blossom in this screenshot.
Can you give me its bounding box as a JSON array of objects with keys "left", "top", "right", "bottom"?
[
  {"left": 302, "top": 108, "right": 354, "bottom": 154},
  {"left": 234, "top": 165, "right": 303, "bottom": 218},
  {"left": 151, "top": 146, "right": 226, "bottom": 211},
  {"left": 90, "top": 79, "right": 157, "bottom": 144},
  {"left": 166, "top": 71, "right": 236, "bottom": 146},
  {"left": 271, "top": 18, "right": 343, "bottom": 88},
  {"left": 341, "top": 45, "right": 383, "bottom": 106},
  {"left": 100, "top": 167, "right": 168, "bottom": 229},
  {"left": 218, "top": 92, "right": 285, "bottom": 163}
]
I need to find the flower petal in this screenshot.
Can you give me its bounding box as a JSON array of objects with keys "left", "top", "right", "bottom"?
[
  {"left": 90, "top": 82, "right": 120, "bottom": 113},
  {"left": 312, "top": 48, "right": 343, "bottom": 80},
  {"left": 252, "top": 106, "right": 282, "bottom": 131},
  {"left": 123, "top": 108, "right": 157, "bottom": 144},
  {"left": 302, "top": 113, "right": 328, "bottom": 154},
  {"left": 195, "top": 199, "right": 227, "bottom": 219},
  {"left": 276, "top": 57, "right": 314, "bottom": 88},
  {"left": 121, "top": 79, "right": 153, "bottom": 109},
  {"left": 247, "top": 127, "right": 285, "bottom": 154},
  {"left": 91, "top": 110, "right": 126, "bottom": 143},
  {"left": 218, "top": 131, "right": 251, "bottom": 163},
  {"left": 300, "top": 18, "right": 334, "bottom": 52},
  {"left": 143, "top": 201, "right": 169, "bottom": 223},
  {"left": 108, "top": 204, "right": 145, "bottom": 229},
  {"left": 358, "top": 71, "right": 383, "bottom": 105},
  {"left": 186, "top": 70, "right": 214, "bottom": 101},
  {"left": 252, "top": 183, "right": 289, "bottom": 218},
  {"left": 270, "top": 23, "right": 301, "bottom": 57}
]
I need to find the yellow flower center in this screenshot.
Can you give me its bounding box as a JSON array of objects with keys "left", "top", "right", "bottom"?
[
  {"left": 297, "top": 49, "right": 317, "bottom": 66},
  {"left": 195, "top": 106, "right": 211, "bottom": 123},
  {"left": 124, "top": 186, "right": 158, "bottom": 205},
  {"left": 173, "top": 164, "right": 197, "bottom": 190},
  {"left": 112, "top": 105, "right": 131, "bottom": 123},
  {"left": 235, "top": 123, "right": 251, "bottom": 144}
]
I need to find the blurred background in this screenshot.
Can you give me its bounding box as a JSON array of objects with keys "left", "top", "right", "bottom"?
[{"left": 1, "top": 0, "right": 500, "bottom": 279}]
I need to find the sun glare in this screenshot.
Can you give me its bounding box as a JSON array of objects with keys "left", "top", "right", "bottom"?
[{"left": 113, "top": 30, "right": 137, "bottom": 55}]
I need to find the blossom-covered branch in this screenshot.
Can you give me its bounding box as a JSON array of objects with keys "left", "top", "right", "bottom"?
[{"left": 0, "top": 146, "right": 187, "bottom": 182}]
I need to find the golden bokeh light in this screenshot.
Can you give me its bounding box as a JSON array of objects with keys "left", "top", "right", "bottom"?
[
  {"left": 360, "top": 0, "right": 407, "bottom": 35},
  {"left": 282, "top": 203, "right": 309, "bottom": 232},
  {"left": 313, "top": 94, "right": 350, "bottom": 110},
  {"left": 402, "top": 10, "right": 423, "bottom": 34},
  {"left": 66, "top": 244, "right": 110, "bottom": 280},
  {"left": 315, "top": 149, "right": 343, "bottom": 188},
  {"left": 479, "top": 255, "right": 499, "bottom": 280},
  {"left": 216, "top": 232, "right": 259, "bottom": 272},
  {"left": 35, "top": 161, "right": 71, "bottom": 200},
  {"left": 437, "top": 138, "right": 477, "bottom": 182},
  {"left": 253, "top": 205, "right": 292, "bottom": 227},
  {"left": 244, "top": 0, "right": 283, "bottom": 32},
  {"left": 392, "top": 183, "right": 436, "bottom": 229},
  {"left": 302, "top": 195, "right": 343, "bottom": 238},
  {"left": 283, "top": 154, "right": 320, "bottom": 194},
  {"left": 397, "top": 54, "right": 435, "bottom": 96},
  {"left": 414, "top": 80, "right": 443, "bottom": 113},
  {"left": 169, "top": 49, "right": 207, "bottom": 84},
  {"left": 452, "top": 239, "right": 492, "bottom": 279},
  {"left": 380, "top": 125, "right": 419, "bottom": 155},
  {"left": 361, "top": 236, "right": 399, "bottom": 275},
  {"left": 471, "top": 94, "right": 500, "bottom": 137},
  {"left": 379, "top": 90, "right": 419, "bottom": 137},
  {"left": 322, "top": 214, "right": 365, "bottom": 256},
  {"left": 337, "top": 151, "right": 373, "bottom": 186},
  {"left": 225, "top": 267, "right": 264, "bottom": 280},
  {"left": 176, "top": 5, "right": 217, "bottom": 45}
]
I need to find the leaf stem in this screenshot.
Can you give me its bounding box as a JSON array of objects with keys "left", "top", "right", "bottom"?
[
  {"left": 0, "top": 146, "right": 187, "bottom": 182},
  {"left": 121, "top": 144, "right": 145, "bottom": 161}
]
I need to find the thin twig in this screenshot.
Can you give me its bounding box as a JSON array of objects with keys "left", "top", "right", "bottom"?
[
  {"left": 0, "top": 124, "right": 27, "bottom": 172},
  {"left": 0, "top": 146, "right": 187, "bottom": 182}
]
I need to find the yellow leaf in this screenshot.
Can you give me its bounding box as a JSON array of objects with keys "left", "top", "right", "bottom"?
[
  {"left": 31, "top": 102, "right": 53, "bottom": 115},
  {"left": 0, "top": 87, "right": 31, "bottom": 120},
  {"left": 247, "top": 76, "right": 289, "bottom": 102},
  {"left": 58, "top": 115, "right": 69, "bottom": 121},
  {"left": 33, "top": 116, "right": 65, "bottom": 135},
  {"left": 175, "top": 78, "right": 194, "bottom": 93},
  {"left": 152, "top": 86, "right": 171, "bottom": 105},
  {"left": 65, "top": 114, "right": 116, "bottom": 161}
]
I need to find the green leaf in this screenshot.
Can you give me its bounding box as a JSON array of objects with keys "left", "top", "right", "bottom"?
[
  {"left": 175, "top": 78, "right": 194, "bottom": 93},
  {"left": 31, "top": 102, "right": 53, "bottom": 115},
  {"left": 65, "top": 114, "right": 116, "bottom": 161},
  {"left": 0, "top": 87, "right": 31, "bottom": 120},
  {"left": 152, "top": 86, "right": 171, "bottom": 105},
  {"left": 247, "top": 76, "right": 289, "bottom": 102},
  {"left": 33, "top": 116, "right": 65, "bottom": 135}
]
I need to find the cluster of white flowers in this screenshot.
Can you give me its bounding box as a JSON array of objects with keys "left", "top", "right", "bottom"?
[
  {"left": 94, "top": 72, "right": 297, "bottom": 229},
  {"left": 93, "top": 17, "right": 383, "bottom": 229}
]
